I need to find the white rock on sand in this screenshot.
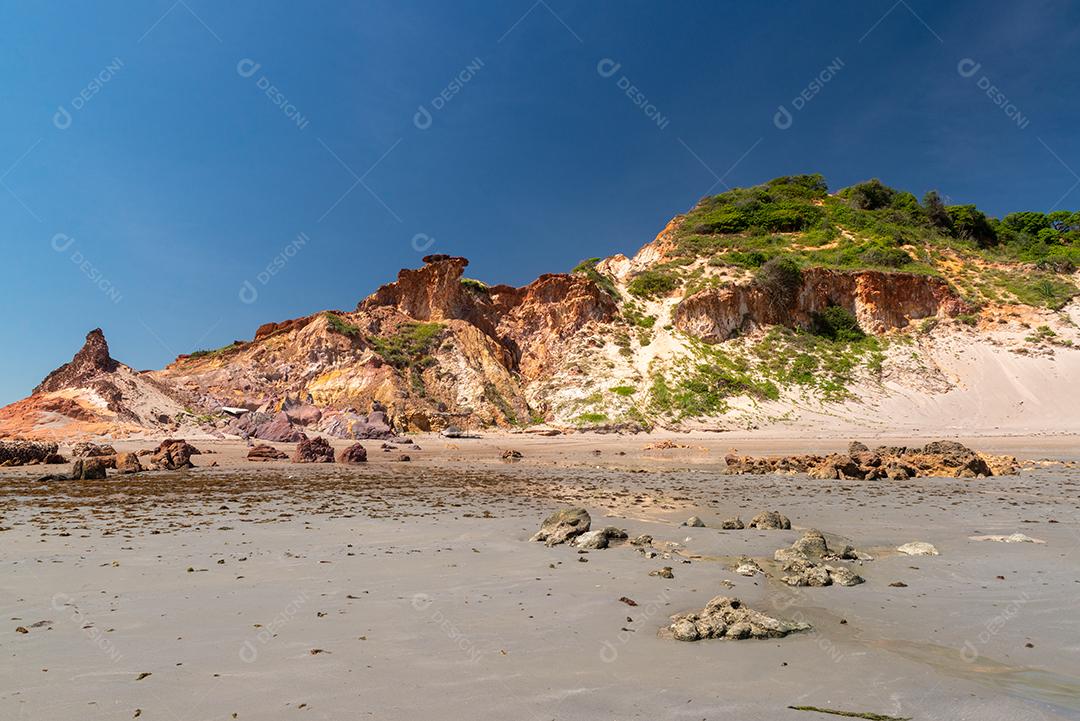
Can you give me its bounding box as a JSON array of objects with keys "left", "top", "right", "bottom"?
[
  {"left": 969, "top": 533, "right": 1046, "bottom": 544},
  {"left": 897, "top": 541, "right": 939, "bottom": 556}
]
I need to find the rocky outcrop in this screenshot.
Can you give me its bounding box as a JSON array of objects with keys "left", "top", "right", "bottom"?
[
  {"left": 0, "top": 440, "right": 60, "bottom": 466},
  {"left": 35, "top": 329, "right": 119, "bottom": 394},
  {"left": 668, "top": 596, "right": 810, "bottom": 642},
  {"left": 675, "top": 268, "right": 969, "bottom": 341},
  {"left": 725, "top": 441, "right": 1010, "bottom": 479},
  {"left": 292, "top": 436, "right": 334, "bottom": 463},
  {"left": 530, "top": 508, "right": 591, "bottom": 546}
]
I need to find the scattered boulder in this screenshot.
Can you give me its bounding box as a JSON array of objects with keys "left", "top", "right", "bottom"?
[
  {"left": 336, "top": 443, "right": 368, "bottom": 464},
  {"left": 530, "top": 508, "right": 591, "bottom": 546},
  {"left": 897, "top": 541, "right": 939, "bottom": 556},
  {"left": 720, "top": 517, "right": 745, "bottom": 530},
  {"left": 683, "top": 516, "right": 705, "bottom": 528},
  {"left": 668, "top": 596, "right": 810, "bottom": 642},
  {"left": 650, "top": 567, "right": 675, "bottom": 579},
  {"left": 70, "top": 458, "right": 108, "bottom": 480},
  {"left": 774, "top": 531, "right": 865, "bottom": 587},
  {"left": 292, "top": 436, "right": 335, "bottom": 463},
  {"left": 629, "top": 534, "right": 653, "bottom": 546},
  {"left": 247, "top": 444, "right": 289, "bottom": 462},
  {"left": 572, "top": 527, "right": 628, "bottom": 550},
  {"left": 150, "top": 439, "right": 199, "bottom": 470},
  {"left": 71, "top": 442, "right": 116, "bottom": 458},
  {"left": 0, "top": 440, "right": 60, "bottom": 466},
  {"left": 114, "top": 452, "right": 142, "bottom": 474},
  {"left": 501, "top": 449, "right": 523, "bottom": 462},
  {"left": 734, "top": 557, "right": 762, "bottom": 576},
  {"left": 748, "top": 511, "right": 791, "bottom": 530}
]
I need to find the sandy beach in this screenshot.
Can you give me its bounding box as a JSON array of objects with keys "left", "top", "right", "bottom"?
[{"left": 3, "top": 433, "right": 1080, "bottom": 720}]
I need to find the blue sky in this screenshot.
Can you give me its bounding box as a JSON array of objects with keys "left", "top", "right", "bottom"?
[{"left": 1, "top": 0, "right": 1078, "bottom": 404}]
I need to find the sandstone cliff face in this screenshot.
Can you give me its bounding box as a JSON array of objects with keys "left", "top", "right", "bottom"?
[
  {"left": 674, "top": 268, "right": 969, "bottom": 341},
  {"left": 0, "top": 329, "right": 188, "bottom": 439},
  {"left": 5, "top": 203, "right": 1076, "bottom": 440}
]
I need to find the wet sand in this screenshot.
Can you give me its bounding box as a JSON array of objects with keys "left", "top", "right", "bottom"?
[{"left": 3, "top": 434, "right": 1080, "bottom": 720}]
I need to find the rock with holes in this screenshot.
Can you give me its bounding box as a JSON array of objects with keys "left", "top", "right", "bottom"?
[
  {"left": 530, "top": 508, "right": 591, "bottom": 546},
  {"left": 667, "top": 596, "right": 810, "bottom": 642}
]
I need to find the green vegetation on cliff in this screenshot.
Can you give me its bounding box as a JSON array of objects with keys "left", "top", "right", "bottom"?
[{"left": 664, "top": 174, "right": 1080, "bottom": 308}]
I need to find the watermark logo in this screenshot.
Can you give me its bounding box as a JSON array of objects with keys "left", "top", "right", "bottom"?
[
  {"left": 599, "top": 589, "right": 670, "bottom": 663},
  {"left": 410, "top": 592, "right": 483, "bottom": 663},
  {"left": 53, "top": 57, "right": 125, "bottom": 130},
  {"left": 51, "top": 233, "right": 122, "bottom": 304},
  {"left": 957, "top": 58, "right": 1030, "bottom": 130},
  {"left": 238, "top": 589, "right": 311, "bottom": 663},
  {"left": 411, "top": 232, "right": 436, "bottom": 253},
  {"left": 414, "top": 57, "right": 485, "bottom": 130},
  {"left": 774, "top": 56, "right": 845, "bottom": 130},
  {"left": 597, "top": 58, "right": 670, "bottom": 130},
  {"left": 237, "top": 58, "right": 310, "bottom": 131},
  {"left": 51, "top": 592, "right": 123, "bottom": 662},
  {"left": 238, "top": 231, "right": 309, "bottom": 304}
]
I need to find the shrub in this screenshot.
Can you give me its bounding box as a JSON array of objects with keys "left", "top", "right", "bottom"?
[
  {"left": 369, "top": 322, "right": 445, "bottom": 368},
  {"left": 859, "top": 246, "right": 912, "bottom": 268},
  {"left": 810, "top": 306, "right": 866, "bottom": 342},
  {"left": 844, "top": 179, "right": 896, "bottom": 210},
  {"left": 460, "top": 278, "right": 488, "bottom": 294},
  {"left": 754, "top": 256, "right": 803, "bottom": 311},
  {"left": 628, "top": 270, "right": 680, "bottom": 298},
  {"left": 947, "top": 205, "right": 997, "bottom": 248},
  {"left": 572, "top": 257, "right": 620, "bottom": 299}
]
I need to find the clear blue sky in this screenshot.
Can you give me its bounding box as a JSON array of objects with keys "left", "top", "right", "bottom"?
[{"left": 2, "top": 0, "right": 1078, "bottom": 405}]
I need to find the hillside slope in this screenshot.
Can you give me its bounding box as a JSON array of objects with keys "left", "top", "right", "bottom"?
[{"left": 3, "top": 174, "right": 1079, "bottom": 440}]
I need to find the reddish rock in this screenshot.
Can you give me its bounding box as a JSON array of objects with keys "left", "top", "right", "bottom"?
[
  {"left": 70, "top": 457, "right": 108, "bottom": 480},
  {"left": 336, "top": 443, "right": 368, "bottom": 464},
  {"left": 292, "top": 436, "right": 334, "bottom": 463},
  {"left": 247, "top": 444, "right": 289, "bottom": 461},
  {"left": 114, "top": 452, "right": 143, "bottom": 473},
  {"left": 284, "top": 404, "right": 322, "bottom": 427},
  {"left": 150, "top": 439, "right": 199, "bottom": 470}
]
